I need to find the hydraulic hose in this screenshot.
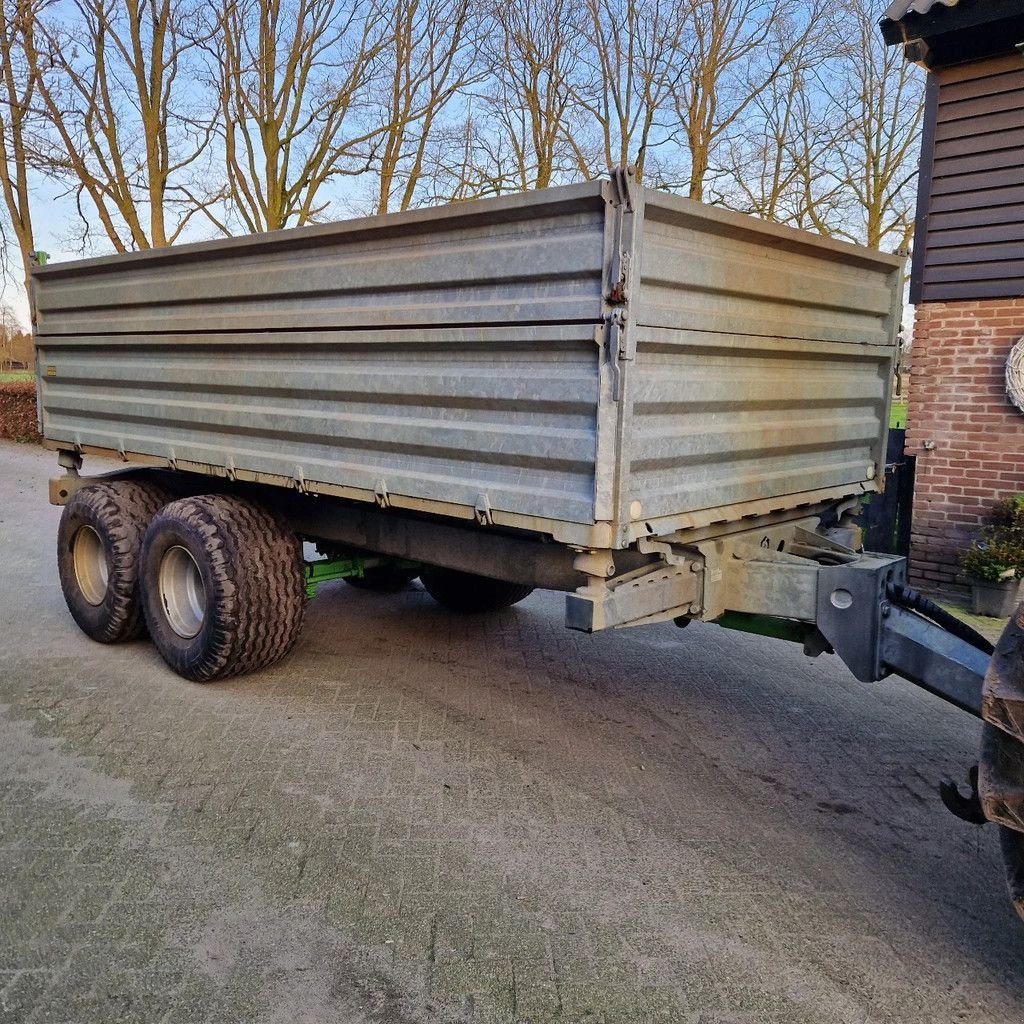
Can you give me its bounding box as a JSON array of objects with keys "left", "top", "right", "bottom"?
[{"left": 886, "top": 581, "right": 995, "bottom": 656}]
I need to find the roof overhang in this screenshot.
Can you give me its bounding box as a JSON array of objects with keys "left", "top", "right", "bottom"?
[{"left": 879, "top": 0, "right": 1024, "bottom": 69}]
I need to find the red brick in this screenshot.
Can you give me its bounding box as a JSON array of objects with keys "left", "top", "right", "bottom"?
[{"left": 907, "top": 297, "right": 1024, "bottom": 596}]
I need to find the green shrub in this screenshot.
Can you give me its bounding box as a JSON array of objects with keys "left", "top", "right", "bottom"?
[{"left": 960, "top": 496, "right": 1024, "bottom": 582}]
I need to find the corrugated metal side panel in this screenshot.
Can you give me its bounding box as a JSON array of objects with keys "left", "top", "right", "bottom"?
[
  {"left": 627, "top": 194, "right": 900, "bottom": 530},
  {"left": 916, "top": 54, "right": 1024, "bottom": 302},
  {"left": 636, "top": 197, "right": 899, "bottom": 346},
  {"left": 38, "top": 326, "right": 602, "bottom": 525},
  {"left": 36, "top": 186, "right": 610, "bottom": 529},
  {"left": 626, "top": 329, "right": 893, "bottom": 527},
  {"left": 34, "top": 187, "right": 608, "bottom": 335}
]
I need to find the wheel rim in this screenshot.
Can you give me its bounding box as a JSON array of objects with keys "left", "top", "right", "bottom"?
[
  {"left": 159, "top": 545, "right": 206, "bottom": 638},
  {"left": 72, "top": 525, "right": 108, "bottom": 606}
]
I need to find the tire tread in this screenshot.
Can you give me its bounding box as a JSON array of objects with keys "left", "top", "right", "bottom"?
[
  {"left": 419, "top": 567, "right": 534, "bottom": 614},
  {"left": 57, "top": 479, "right": 172, "bottom": 643},
  {"left": 142, "top": 494, "right": 305, "bottom": 681}
]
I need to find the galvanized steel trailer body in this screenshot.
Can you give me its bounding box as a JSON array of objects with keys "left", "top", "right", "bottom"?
[
  {"left": 32, "top": 170, "right": 900, "bottom": 550},
  {"left": 34, "top": 171, "right": 1024, "bottom": 918}
]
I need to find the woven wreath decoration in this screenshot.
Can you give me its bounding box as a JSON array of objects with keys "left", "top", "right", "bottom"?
[{"left": 1008, "top": 336, "right": 1024, "bottom": 414}]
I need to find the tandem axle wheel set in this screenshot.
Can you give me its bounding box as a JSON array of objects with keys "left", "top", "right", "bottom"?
[{"left": 50, "top": 454, "right": 1024, "bottom": 921}]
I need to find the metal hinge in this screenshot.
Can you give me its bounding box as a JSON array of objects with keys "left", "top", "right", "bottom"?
[
  {"left": 610, "top": 165, "right": 635, "bottom": 212},
  {"left": 606, "top": 165, "right": 635, "bottom": 306}
]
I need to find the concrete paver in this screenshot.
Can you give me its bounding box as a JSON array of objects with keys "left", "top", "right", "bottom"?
[{"left": 1, "top": 439, "right": 1023, "bottom": 1023}]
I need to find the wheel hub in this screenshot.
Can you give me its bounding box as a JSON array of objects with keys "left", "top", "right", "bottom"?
[
  {"left": 159, "top": 545, "right": 207, "bottom": 638},
  {"left": 72, "top": 525, "right": 109, "bottom": 606}
]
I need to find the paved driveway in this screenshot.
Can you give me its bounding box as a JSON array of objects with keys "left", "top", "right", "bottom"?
[{"left": 1, "top": 439, "right": 1023, "bottom": 1023}]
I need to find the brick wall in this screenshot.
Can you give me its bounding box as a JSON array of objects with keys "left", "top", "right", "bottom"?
[{"left": 905, "top": 298, "right": 1024, "bottom": 595}]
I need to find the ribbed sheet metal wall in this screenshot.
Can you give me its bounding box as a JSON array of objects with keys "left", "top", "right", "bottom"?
[
  {"left": 35, "top": 185, "right": 609, "bottom": 529},
  {"left": 35, "top": 180, "right": 902, "bottom": 547},
  {"left": 626, "top": 195, "right": 900, "bottom": 531}
]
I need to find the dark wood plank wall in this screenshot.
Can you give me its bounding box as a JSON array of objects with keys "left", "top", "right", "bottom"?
[{"left": 912, "top": 53, "right": 1024, "bottom": 303}]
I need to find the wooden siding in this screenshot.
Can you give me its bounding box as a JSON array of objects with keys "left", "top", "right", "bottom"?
[{"left": 912, "top": 53, "right": 1024, "bottom": 303}]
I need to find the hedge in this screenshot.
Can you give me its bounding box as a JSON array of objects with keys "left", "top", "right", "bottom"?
[{"left": 0, "top": 380, "right": 41, "bottom": 443}]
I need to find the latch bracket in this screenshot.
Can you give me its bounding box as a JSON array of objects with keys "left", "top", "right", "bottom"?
[
  {"left": 606, "top": 308, "right": 633, "bottom": 401},
  {"left": 475, "top": 493, "right": 494, "bottom": 526}
]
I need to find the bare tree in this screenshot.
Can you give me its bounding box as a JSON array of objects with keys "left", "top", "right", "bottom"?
[
  {"left": 719, "top": 19, "right": 836, "bottom": 227},
  {"left": 0, "top": 0, "right": 42, "bottom": 291},
  {"left": 205, "top": 0, "right": 387, "bottom": 233},
  {"left": 372, "top": 0, "right": 480, "bottom": 213},
  {"left": 723, "top": 71, "right": 805, "bottom": 222},
  {"left": 569, "top": 0, "right": 688, "bottom": 182},
  {"left": 414, "top": 107, "right": 522, "bottom": 204},
  {"left": 483, "top": 0, "right": 587, "bottom": 191},
  {"left": 0, "top": 302, "right": 33, "bottom": 367},
  {"left": 719, "top": 5, "right": 922, "bottom": 252},
  {"left": 665, "top": 0, "right": 820, "bottom": 202},
  {"left": 812, "top": 5, "right": 924, "bottom": 250},
  {"left": 0, "top": 300, "right": 20, "bottom": 368},
  {"left": 24, "top": 0, "right": 218, "bottom": 251}
]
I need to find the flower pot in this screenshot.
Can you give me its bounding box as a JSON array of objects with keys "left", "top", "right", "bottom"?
[{"left": 970, "top": 577, "right": 1024, "bottom": 618}]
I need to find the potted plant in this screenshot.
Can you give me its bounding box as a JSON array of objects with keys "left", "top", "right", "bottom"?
[{"left": 960, "top": 495, "right": 1024, "bottom": 617}]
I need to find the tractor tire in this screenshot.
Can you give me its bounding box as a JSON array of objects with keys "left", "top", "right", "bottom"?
[
  {"left": 57, "top": 479, "right": 172, "bottom": 643},
  {"left": 979, "top": 600, "right": 1024, "bottom": 921},
  {"left": 344, "top": 565, "right": 420, "bottom": 592},
  {"left": 419, "top": 566, "right": 533, "bottom": 614},
  {"left": 1000, "top": 826, "right": 1024, "bottom": 922},
  {"left": 139, "top": 494, "right": 305, "bottom": 682}
]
